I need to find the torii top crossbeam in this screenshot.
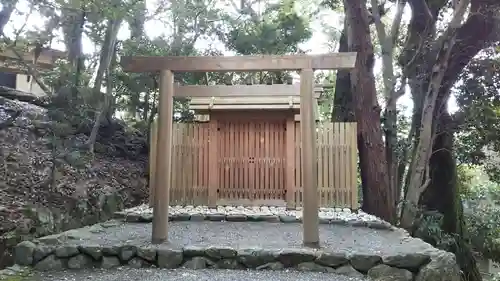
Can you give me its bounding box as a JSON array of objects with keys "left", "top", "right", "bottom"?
[{"left": 120, "top": 53, "right": 357, "bottom": 72}]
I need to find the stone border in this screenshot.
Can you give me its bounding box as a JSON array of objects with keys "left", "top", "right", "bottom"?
[
  {"left": 114, "top": 206, "right": 396, "bottom": 231},
  {"left": 0, "top": 264, "right": 31, "bottom": 279},
  {"left": 14, "top": 241, "right": 460, "bottom": 281}
]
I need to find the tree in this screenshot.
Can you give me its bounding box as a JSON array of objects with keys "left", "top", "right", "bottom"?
[
  {"left": 343, "top": 0, "right": 395, "bottom": 223},
  {"left": 334, "top": 0, "right": 500, "bottom": 280}
]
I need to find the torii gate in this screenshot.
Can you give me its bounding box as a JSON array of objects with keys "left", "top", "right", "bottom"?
[{"left": 120, "top": 53, "right": 357, "bottom": 248}]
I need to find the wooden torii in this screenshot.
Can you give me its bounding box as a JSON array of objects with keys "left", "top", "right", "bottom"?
[{"left": 120, "top": 53, "right": 357, "bottom": 248}]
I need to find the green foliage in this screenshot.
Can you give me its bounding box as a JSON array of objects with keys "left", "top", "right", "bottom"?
[
  {"left": 225, "top": 0, "right": 312, "bottom": 55},
  {"left": 455, "top": 47, "right": 500, "bottom": 182},
  {"left": 458, "top": 165, "right": 500, "bottom": 262},
  {"left": 316, "top": 71, "right": 335, "bottom": 120},
  {"left": 220, "top": 0, "right": 313, "bottom": 85},
  {"left": 466, "top": 204, "right": 500, "bottom": 262},
  {"left": 413, "top": 211, "right": 458, "bottom": 251}
]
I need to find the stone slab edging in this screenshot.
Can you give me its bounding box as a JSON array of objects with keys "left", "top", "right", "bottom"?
[
  {"left": 114, "top": 205, "right": 396, "bottom": 231},
  {"left": 0, "top": 264, "right": 31, "bottom": 280},
  {"left": 13, "top": 241, "right": 460, "bottom": 281}
]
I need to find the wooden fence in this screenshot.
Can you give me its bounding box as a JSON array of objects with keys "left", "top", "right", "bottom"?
[{"left": 150, "top": 122, "right": 359, "bottom": 209}]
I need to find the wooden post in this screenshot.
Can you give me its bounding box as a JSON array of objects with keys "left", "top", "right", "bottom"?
[
  {"left": 349, "top": 123, "right": 359, "bottom": 209},
  {"left": 208, "top": 117, "right": 218, "bottom": 207},
  {"left": 152, "top": 70, "right": 174, "bottom": 244},
  {"left": 285, "top": 116, "right": 296, "bottom": 208},
  {"left": 149, "top": 120, "right": 157, "bottom": 207},
  {"left": 300, "top": 68, "right": 319, "bottom": 248}
]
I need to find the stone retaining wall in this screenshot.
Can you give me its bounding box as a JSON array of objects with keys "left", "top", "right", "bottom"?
[
  {"left": 14, "top": 241, "right": 460, "bottom": 281},
  {"left": 1, "top": 191, "right": 126, "bottom": 269}
]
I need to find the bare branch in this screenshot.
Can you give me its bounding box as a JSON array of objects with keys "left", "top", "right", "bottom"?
[
  {"left": 449, "top": 0, "right": 470, "bottom": 28},
  {"left": 370, "top": 0, "right": 388, "bottom": 46},
  {"left": 389, "top": 0, "right": 406, "bottom": 46}
]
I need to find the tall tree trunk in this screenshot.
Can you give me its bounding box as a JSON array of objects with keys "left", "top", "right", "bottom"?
[
  {"left": 332, "top": 19, "right": 355, "bottom": 123},
  {"left": 370, "top": 0, "right": 406, "bottom": 212},
  {"left": 0, "top": 0, "right": 18, "bottom": 35},
  {"left": 57, "top": 2, "right": 86, "bottom": 94},
  {"left": 87, "top": 18, "right": 122, "bottom": 155},
  {"left": 418, "top": 99, "right": 482, "bottom": 281},
  {"left": 344, "top": 0, "right": 394, "bottom": 223},
  {"left": 128, "top": 0, "right": 146, "bottom": 40}
]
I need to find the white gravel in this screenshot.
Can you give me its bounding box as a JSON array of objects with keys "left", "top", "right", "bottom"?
[{"left": 121, "top": 204, "right": 387, "bottom": 223}]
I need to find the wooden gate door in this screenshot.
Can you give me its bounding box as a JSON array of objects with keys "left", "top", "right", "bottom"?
[{"left": 217, "top": 118, "right": 286, "bottom": 205}]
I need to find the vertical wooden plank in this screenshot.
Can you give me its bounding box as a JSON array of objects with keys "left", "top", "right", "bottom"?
[
  {"left": 285, "top": 117, "right": 295, "bottom": 208},
  {"left": 265, "top": 121, "right": 270, "bottom": 200},
  {"left": 189, "top": 123, "right": 195, "bottom": 203},
  {"left": 184, "top": 124, "right": 189, "bottom": 204},
  {"left": 320, "top": 124, "right": 325, "bottom": 206},
  {"left": 152, "top": 69, "right": 173, "bottom": 244},
  {"left": 233, "top": 121, "right": 238, "bottom": 200},
  {"left": 225, "top": 121, "right": 230, "bottom": 199},
  {"left": 149, "top": 120, "right": 157, "bottom": 207},
  {"left": 248, "top": 121, "right": 252, "bottom": 200},
  {"left": 273, "top": 121, "right": 277, "bottom": 200},
  {"left": 256, "top": 121, "right": 260, "bottom": 201},
  {"left": 208, "top": 117, "right": 218, "bottom": 207},
  {"left": 333, "top": 123, "right": 339, "bottom": 207},
  {"left": 240, "top": 122, "right": 245, "bottom": 200},
  {"left": 193, "top": 124, "right": 199, "bottom": 205},
  {"left": 232, "top": 121, "right": 237, "bottom": 200},
  {"left": 227, "top": 121, "right": 235, "bottom": 199},
  {"left": 249, "top": 121, "right": 255, "bottom": 200},
  {"left": 231, "top": 121, "right": 236, "bottom": 200},
  {"left": 275, "top": 121, "right": 279, "bottom": 200},
  {"left": 219, "top": 120, "right": 224, "bottom": 201},
  {"left": 328, "top": 123, "right": 337, "bottom": 207},
  {"left": 275, "top": 122, "right": 280, "bottom": 200},
  {"left": 279, "top": 121, "right": 283, "bottom": 200},
  {"left": 326, "top": 123, "right": 333, "bottom": 206},
  {"left": 300, "top": 68, "right": 319, "bottom": 248},
  {"left": 181, "top": 124, "right": 187, "bottom": 204},
  {"left": 176, "top": 124, "right": 182, "bottom": 203},
  {"left": 294, "top": 122, "right": 301, "bottom": 206},
  {"left": 171, "top": 124, "right": 178, "bottom": 204},
  {"left": 203, "top": 123, "right": 210, "bottom": 204},
  {"left": 189, "top": 124, "right": 195, "bottom": 203},
  {"left": 236, "top": 121, "right": 240, "bottom": 200},
  {"left": 242, "top": 121, "right": 248, "bottom": 199},
  {"left": 338, "top": 123, "right": 346, "bottom": 207},
  {"left": 170, "top": 124, "right": 175, "bottom": 204},
  {"left": 267, "top": 122, "right": 272, "bottom": 200},
  {"left": 321, "top": 123, "right": 331, "bottom": 207},
  {"left": 349, "top": 123, "right": 358, "bottom": 209},
  {"left": 236, "top": 122, "right": 241, "bottom": 200},
  {"left": 194, "top": 124, "right": 199, "bottom": 204},
  {"left": 280, "top": 121, "right": 285, "bottom": 200},
  {"left": 197, "top": 123, "right": 202, "bottom": 205},
  {"left": 221, "top": 121, "right": 227, "bottom": 200},
  {"left": 317, "top": 125, "right": 323, "bottom": 207},
  {"left": 343, "top": 122, "right": 350, "bottom": 209},
  {"left": 179, "top": 124, "right": 184, "bottom": 203}
]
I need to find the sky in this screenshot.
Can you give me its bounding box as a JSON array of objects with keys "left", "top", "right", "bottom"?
[{"left": 3, "top": 0, "right": 459, "bottom": 115}]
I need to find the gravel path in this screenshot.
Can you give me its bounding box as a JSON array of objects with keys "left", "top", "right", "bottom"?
[
  {"left": 31, "top": 268, "right": 368, "bottom": 281},
  {"left": 48, "top": 221, "right": 432, "bottom": 256}
]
